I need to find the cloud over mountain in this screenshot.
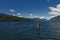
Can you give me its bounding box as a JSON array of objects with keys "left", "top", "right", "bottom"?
[
  {"left": 29, "top": 14, "right": 45, "bottom": 19},
  {"left": 49, "top": 4, "right": 60, "bottom": 16},
  {"left": 9, "top": 9, "right": 15, "bottom": 12},
  {"left": 47, "top": 4, "right": 60, "bottom": 20}
]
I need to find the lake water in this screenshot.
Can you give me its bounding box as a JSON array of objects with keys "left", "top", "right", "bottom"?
[{"left": 0, "top": 22, "right": 60, "bottom": 40}]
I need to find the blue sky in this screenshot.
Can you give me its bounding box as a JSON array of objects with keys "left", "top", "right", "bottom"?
[{"left": 0, "top": 0, "right": 60, "bottom": 19}]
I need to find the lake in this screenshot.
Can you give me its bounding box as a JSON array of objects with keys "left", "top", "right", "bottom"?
[{"left": 0, "top": 22, "right": 60, "bottom": 40}]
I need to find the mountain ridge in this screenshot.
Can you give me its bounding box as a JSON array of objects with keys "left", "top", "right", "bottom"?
[
  {"left": 0, "top": 13, "right": 34, "bottom": 22},
  {"left": 50, "top": 16, "right": 60, "bottom": 22}
]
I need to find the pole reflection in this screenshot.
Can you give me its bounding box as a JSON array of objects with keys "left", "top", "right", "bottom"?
[{"left": 36, "top": 28, "right": 40, "bottom": 40}]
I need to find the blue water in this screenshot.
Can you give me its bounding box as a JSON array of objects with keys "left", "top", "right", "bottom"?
[{"left": 0, "top": 22, "right": 60, "bottom": 40}]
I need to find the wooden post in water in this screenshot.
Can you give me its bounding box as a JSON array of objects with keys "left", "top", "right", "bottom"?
[
  {"left": 37, "top": 23, "right": 40, "bottom": 29},
  {"left": 36, "top": 22, "right": 40, "bottom": 40}
]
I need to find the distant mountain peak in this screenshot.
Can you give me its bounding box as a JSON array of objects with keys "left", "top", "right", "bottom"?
[{"left": 50, "top": 15, "right": 60, "bottom": 22}]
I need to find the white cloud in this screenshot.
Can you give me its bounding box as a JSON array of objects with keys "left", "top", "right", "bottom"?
[
  {"left": 47, "top": 16, "right": 56, "bottom": 20},
  {"left": 49, "top": 11, "right": 60, "bottom": 16},
  {"left": 12, "top": 14, "right": 16, "bottom": 16},
  {"left": 28, "top": 14, "right": 45, "bottom": 19},
  {"left": 16, "top": 13, "right": 21, "bottom": 16},
  {"left": 39, "top": 16, "right": 45, "bottom": 19},
  {"left": 32, "top": 15, "right": 45, "bottom": 19},
  {"left": 57, "top": 4, "right": 60, "bottom": 9},
  {"left": 49, "top": 7, "right": 60, "bottom": 13},
  {"left": 9, "top": 9, "right": 15, "bottom": 12},
  {"left": 29, "top": 14, "right": 33, "bottom": 16},
  {"left": 33, "top": 15, "right": 38, "bottom": 18},
  {"left": 29, "top": 14, "right": 33, "bottom": 18},
  {"left": 12, "top": 13, "right": 23, "bottom": 17},
  {"left": 49, "top": 4, "right": 60, "bottom": 16},
  {"left": 16, "top": 13, "right": 23, "bottom": 17},
  {"left": 9, "top": 9, "right": 23, "bottom": 17}
]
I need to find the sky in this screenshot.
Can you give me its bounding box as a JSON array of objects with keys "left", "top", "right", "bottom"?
[{"left": 0, "top": 0, "right": 60, "bottom": 20}]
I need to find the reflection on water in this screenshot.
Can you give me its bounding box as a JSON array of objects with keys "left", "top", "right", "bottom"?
[
  {"left": 36, "top": 28, "right": 40, "bottom": 40},
  {"left": 0, "top": 22, "right": 60, "bottom": 40},
  {"left": 49, "top": 23, "right": 60, "bottom": 40}
]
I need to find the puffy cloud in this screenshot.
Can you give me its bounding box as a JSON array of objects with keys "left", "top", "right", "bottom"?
[
  {"left": 9, "top": 9, "right": 15, "bottom": 12},
  {"left": 49, "top": 7, "right": 60, "bottom": 13},
  {"left": 49, "top": 11, "right": 60, "bottom": 16},
  {"left": 57, "top": 4, "right": 60, "bottom": 9},
  {"left": 49, "top": 4, "right": 60, "bottom": 16},
  {"left": 39, "top": 16, "right": 45, "bottom": 19}
]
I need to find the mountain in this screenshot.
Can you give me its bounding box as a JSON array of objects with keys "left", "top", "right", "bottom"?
[
  {"left": 32, "top": 18, "right": 48, "bottom": 22},
  {"left": 33, "top": 18, "right": 40, "bottom": 20},
  {"left": 0, "top": 13, "right": 49, "bottom": 22},
  {"left": 0, "top": 13, "right": 33, "bottom": 22},
  {"left": 50, "top": 16, "right": 60, "bottom": 22}
]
